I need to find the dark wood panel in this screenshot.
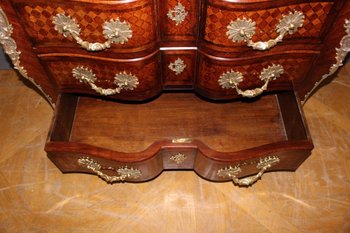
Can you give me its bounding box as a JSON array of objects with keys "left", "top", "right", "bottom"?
[
  {"left": 0, "top": 0, "right": 58, "bottom": 103},
  {"left": 161, "top": 49, "right": 196, "bottom": 89},
  {"left": 70, "top": 93, "right": 286, "bottom": 153},
  {"left": 195, "top": 51, "right": 315, "bottom": 100},
  {"left": 40, "top": 51, "right": 162, "bottom": 101},
  {"left": 203, "top": 1, "right": 334, "bottom": 49},
  {"left": 11, "top": 0, "right": 157, "bottom": 52},
  {"left": 159, "top": 0, "right": 200, "bottom": 42},
  {"left": 299, "top": 0, "right": 350, "bottom": 101}
]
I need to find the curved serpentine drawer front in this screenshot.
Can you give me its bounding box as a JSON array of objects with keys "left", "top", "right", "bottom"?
[
  {"left": 196, "top": 52, "right": 316, "bottom": 99},
  {"left": 12, "top": 0, "right": 157, "bottom": 51},
  {"left": 40, "top": 51, "right": 161, "bottom": 100},
  {"left": 203, "top": 0, "right": 333, "bottom": 51}
]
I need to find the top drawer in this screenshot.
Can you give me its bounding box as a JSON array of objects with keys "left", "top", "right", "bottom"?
[
  {"left": 203, "top": 0, "right": 333, "bottom": 51},
  {"left": 12, "top": 0, "right": 157, "bottom": 52}
]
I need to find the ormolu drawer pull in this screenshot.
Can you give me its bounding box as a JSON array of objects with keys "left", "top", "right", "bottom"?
[
  {"left": 226, "top": 11, "right": 304, "bottom": 50},
  {"left": 217, "top": 156, "right": 280, "bottom": 187},
  {"left": 167, "top": 2, "right": 188, "bottom": 26},
  {"left": 72, "top": 66, "right": 139, "bottom": 96},
  {"left": 218, "top": 64, "right": 284, "bottom": 98},
  {"left": 78, "top": 157, "right": 142, "bottom": 183},
  {"left": 53, "top": 13, "right": 132, "bottom": 51}
]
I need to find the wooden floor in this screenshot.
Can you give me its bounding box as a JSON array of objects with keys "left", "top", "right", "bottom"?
[{"left": 0, "top": 64, "right": 349, "bottom": 233}]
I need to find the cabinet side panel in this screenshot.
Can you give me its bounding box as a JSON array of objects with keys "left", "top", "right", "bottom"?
[{"left": 0, "top": 0, "right": 57, "bottom": 104}]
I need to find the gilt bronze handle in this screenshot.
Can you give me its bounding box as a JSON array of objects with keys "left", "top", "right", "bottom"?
[
  {"left": 218, "top": 64, "right": 284, "bottom": 98},
  {"left": 217, "top": 156, "right": 280, "bottom": 187},
  {"left": 78, "top": 157, "right": 142, "bottom": 183},
  {"left": 53, "top": 13, "right": 132, "bottom": 51},
  {"left": 72, "top": 66, "right": 139, "bottom": 96},
  {"left": 226, "top": 11, "right": 304, "bottom": 50}
]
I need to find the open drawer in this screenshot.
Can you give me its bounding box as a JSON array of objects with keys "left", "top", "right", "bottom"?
[{"left": 45, "top": 91, "right": 313, "bottom": 186}]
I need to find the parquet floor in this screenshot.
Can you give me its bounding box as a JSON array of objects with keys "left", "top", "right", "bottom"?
[{"left": 0, "top": 63, "right": 349, "bottom": 232}]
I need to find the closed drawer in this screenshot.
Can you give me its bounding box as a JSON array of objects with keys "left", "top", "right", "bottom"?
[
  {"left": 40, "top": 51, "right": 161, "bottom": 101},
  {"left": 159, "top": 0, "right": 199, "bottom": 42},
  {"left": 46, "top": 92, "right": 313, "bottom": 185},
  {"left": 203, "top": 0, "right": 333, "bottom": 51},
  {"left": 195, "top": 52, "right": 316, "bottom": 100},
  {"left": 161, "top": 49, "right": 196, "bottom": 89},
  {"left": 12, "top": 0, "right": 157, "bottom": 52}
]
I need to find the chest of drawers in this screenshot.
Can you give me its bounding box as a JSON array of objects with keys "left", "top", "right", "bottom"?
[{"left": 1, "top": 0, "right": 349, "bottom": 186}]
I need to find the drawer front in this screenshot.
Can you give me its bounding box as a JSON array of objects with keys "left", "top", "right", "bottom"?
[
  {"left": 14, "top": 0, "right": 156, "bottom": 51},
  {"left": 196, "top": 52, "right": 315, "bottom": 99},
  {"left": 47, "top": 152, "right": 164, "bottom": 182},
  {"left": 41, "top": 52, "right": 161, "bottom": 100},
  {"left": 194, "top": 150, "right": 312, "bottom": 183},
  {"left": 204, "top": 1, "right": 333, "bottom": 50},
  {"left": 161, "top": 49, "right": 196, "bottom": 89},
  {"left": 163, "top": 148, "right": 197, "bottom": 169},
  {"left": 159, "top": 0, "right": 199, "bottom": 42}
]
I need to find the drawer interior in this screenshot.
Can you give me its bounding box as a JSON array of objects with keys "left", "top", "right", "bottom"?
[{"left": 48, "top": 92, "right": 309, "bottom": 153}]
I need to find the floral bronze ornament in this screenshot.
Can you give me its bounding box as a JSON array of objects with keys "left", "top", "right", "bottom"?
[
  {"left": 53, "top": 13, "right": 132, "bottom": 51},
  {"left": 303, "top": 19, "right": 350, "bottom": 103},
  {"left": 78, "top": 157, "right": 142, "bottom": 183},
  {"left": 218, "top": 70, "right": 244, "bottom": 89},
  {"left": 226, "top": 17, "right": 256, "bottom": 43},
  {"left": 167, "top": 2, "right": 188, "bottom": 26},
  {"left": 168, "top": 58, "right": 186, "bottom": 75},
  {"left": 72, "top": 66, "right": 139, "bottom": 96},
  {"left": 218, "top": 64, "right": 284, "bottom": 98},
  {"left": 170, "top": 153, "right": 187, "bottom": 164},
  {"left": 217, "top": 156, "right": 280, "bottom": 187},
  {"left": 0, "top": 8, "right": 54, "bottom": 106},
  {"left": 227, "top": 11, "right": 304, "bottom": 50}
]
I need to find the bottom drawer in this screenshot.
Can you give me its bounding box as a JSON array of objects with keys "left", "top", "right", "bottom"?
[{"left": 45, "top": 91, "right": 313, "bottom": 186}]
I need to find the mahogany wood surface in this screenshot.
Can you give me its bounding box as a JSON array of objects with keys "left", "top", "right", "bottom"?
[
  {"left": 45, "top": 91, "right": 313, "bottom": 181},
  {"left": 40, "top": 51, "right": 162, "bottom": 101},
  {"left": 161, "top": 49, "right": 197, "bottom": 90}
]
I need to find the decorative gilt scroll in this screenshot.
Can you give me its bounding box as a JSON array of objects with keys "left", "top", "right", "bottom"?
[
  {"left": 217, "top": 156, "right": 280, "bottom": 187},
  {"left": 227, "top": 11, "right": 304, "bottom": 50},
  {"left": 78, "top": 157, "right": 142, "bottom": 183},
  {"left": 168, "top": 58, "right": 186, "bottom": 75},
  {"left": 218, "top": 64, "right": 284, "bottom": 98},
  {"left": 303, "top": 19, "right": 350, "bottom": 103},
  {"left": 170, "top": 153, "right": 187, "bottom": 164},
  {"left": 167, "top": 2, "right": 188, "bottom": 26},
  {"left": 53, "top": 13, "right": 132, "bottom": 51},
  {"left": 0, "top": 8, "right": 54, "bottom": 106},
  {"left": 72, "top": 66, "right": 139, "bottom": 96}
]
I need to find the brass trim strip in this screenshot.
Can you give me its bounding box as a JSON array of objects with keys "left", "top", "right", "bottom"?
[
  {"left": 0, "top": 8, "right": 54, "bottom": 107},
  {"left": 303, "top": 19, "right": 350, "bottom": 103}
]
